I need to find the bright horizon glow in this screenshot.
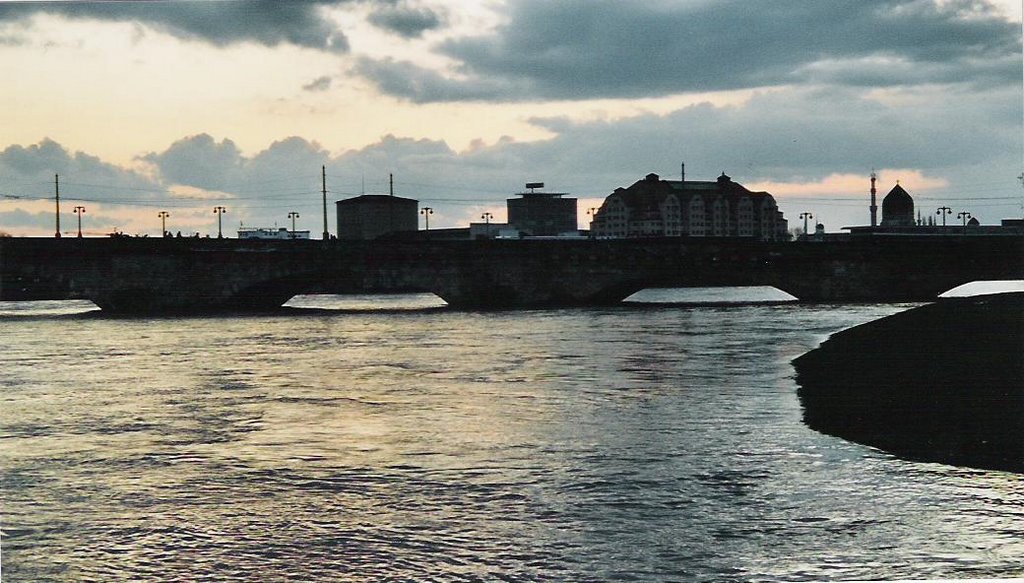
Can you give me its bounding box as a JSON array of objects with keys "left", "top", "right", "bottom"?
[{"left": 2, "top": 1, "right": 1021, "bottom": 236}]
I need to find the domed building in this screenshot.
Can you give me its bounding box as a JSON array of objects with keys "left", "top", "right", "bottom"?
[{"left": 881, "top": 184, "right": 915, "bottom": 227}]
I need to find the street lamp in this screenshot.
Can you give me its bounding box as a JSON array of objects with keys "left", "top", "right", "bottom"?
[
  {"left": 158, "top": 211, "right": 170, "bottom": 237},
  {"left": 936, "top": 206, "right": 952, "bottom": 227},
  {"left": 587, "top": 207, "right": 599, "bottom": 237},
  {"left": 73, "top": 205, "right": 85, "bottom": 238},
  {"left": 288, "top": 211, "right": 300, "bottom": 239},
  {"left": 958, "top": 211, "right": 971, "bottom": 233},
  {"left": 799, "top": 212, "right": 813, "bottom": 237},
  {"left": 420, "top": 207, "right": 433, "bottom": 231},
  {"left": 481, "top": 211, "right": 493, "bottom": 238},
  {"left": 213, "top": 206, "right": 227, "bottom": 238}
]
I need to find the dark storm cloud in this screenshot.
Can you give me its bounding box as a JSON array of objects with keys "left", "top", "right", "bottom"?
[
  {"left": 367, "top": 2, "right": 443, "bottom": 38},
  {"left": 0, "top": 0, "right": 350, "bottom": 52},
  {"left": 514, "top": 85, "right": 1023, "bottom": 181},
  {"left": 330, "top": 81, "right": 1021, "bottom": 224},
  {"left": 358, "top": 0, "right": 1022, "bottom": 102}
]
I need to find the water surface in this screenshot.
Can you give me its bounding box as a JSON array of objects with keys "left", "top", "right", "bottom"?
[{"left": 2, "top": 292, "right": 1021, "bottom": 581}]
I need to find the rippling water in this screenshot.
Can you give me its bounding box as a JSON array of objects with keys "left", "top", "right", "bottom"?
[{"left": 2, "top": 291, "right": 1022, "bottom": 581}]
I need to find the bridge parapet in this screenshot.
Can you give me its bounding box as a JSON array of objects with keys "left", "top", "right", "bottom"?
[{"left": 2, "top": 235, "right": 1021, "bottom": 313}]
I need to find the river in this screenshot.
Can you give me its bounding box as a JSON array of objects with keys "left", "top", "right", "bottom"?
[{"left": 1, "top": 289, "right": 1021, "bottom": 581}]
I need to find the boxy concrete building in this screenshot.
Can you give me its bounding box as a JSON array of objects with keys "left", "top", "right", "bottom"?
[
  {"left": 336, "top": 195, "right": 419, "bottom": 240},
  {"left": 507, "top": 184, "right": 578, "bottom": 236}
]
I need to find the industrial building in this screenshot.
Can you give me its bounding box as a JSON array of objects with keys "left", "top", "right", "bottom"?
[
  {"left": 335, "top": 195, "right": 418, "bottom": 240},
  {"left": 506, "top": 183, "right": 578, "bottom": 236}
]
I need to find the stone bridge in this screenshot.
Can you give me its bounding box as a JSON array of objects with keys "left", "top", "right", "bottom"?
[{"left": 1, "top": 235, "right": 1021, "bottom": 313}]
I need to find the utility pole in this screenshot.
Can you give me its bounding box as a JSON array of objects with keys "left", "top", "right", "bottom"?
[
  {"left": 55, "top": 174, "right": 61, "bottom": 238},
  {"left": 936, "top": 206, "right": 952, "bottom": 227},
  {"left": 322, "top": 165, "right": 329, "bottom": 240},
  {"left": 388, "top": 173, "right": 395, "bottom": 234},
  {"left": 1018, "top": 172, "right": 1023, "bottom": 215}
]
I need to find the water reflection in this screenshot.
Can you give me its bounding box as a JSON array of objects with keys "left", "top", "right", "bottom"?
[{"left": 2, "top": 300, "right": 1022, "bottom": 581}]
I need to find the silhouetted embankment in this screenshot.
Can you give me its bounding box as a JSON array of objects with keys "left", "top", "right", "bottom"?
[{"left": 794, "top": 293, "right": 1023, "bottom": 472}]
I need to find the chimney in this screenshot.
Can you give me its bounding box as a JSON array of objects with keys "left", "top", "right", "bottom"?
[{"left": 870, "top": 170, "right": 878, "bottom": 228}]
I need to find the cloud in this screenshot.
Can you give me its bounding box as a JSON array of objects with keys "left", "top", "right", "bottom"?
[
  {"left": 302, "top": 75, "right": 333, "bottom": 92},
  {"left": 141, "top": 134, "right": 245, "bottom": 190},
  {"left": 0, "top": 139, "right": 164, "bottom": 202},
  {"left": 2, "top": 66, "right": 1020, "bottom": 238},
  {"left": 0, "top": 0, "right": 350, "bottom": 53},
  {"left": 367, "top": 2, "right": 444, "bottom": 38},
  {"left": 357, "top": 0, "right": 1022, "bottom": 102}
]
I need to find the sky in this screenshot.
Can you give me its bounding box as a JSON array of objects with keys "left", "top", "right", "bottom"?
[{"left": 1, "top": 0, "right": 1021, "bottom": 238}]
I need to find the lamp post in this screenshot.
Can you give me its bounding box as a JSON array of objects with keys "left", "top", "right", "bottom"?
[
  {"left": 799, "top": 212, "right": 813, "bottom": 237},
  {"left": 587, "top": 207, "right": 599, "bottom": 237},
  {"left": 158, "top": 211, "right": 170, "bottom": 237},
  {"left": 481, "top": 211, "right": 493, "bottom": 238},
  {"left": 936, "top": 206, "right": 952, "bottom": 227},
  {"left": 420, "top": 207, "right": 433, "bottom": 231},
  {"left": 288, "top": 211, "right": 300, "bottom": 239},
  {"left": 73, "top": 205, "right": 85, "bottom": 238},
  {"left": 213, "top": 206, "right": 227, "bottom": 238},
  {"left": 958, "top": 211, "right": 971, "bottom": 233}
]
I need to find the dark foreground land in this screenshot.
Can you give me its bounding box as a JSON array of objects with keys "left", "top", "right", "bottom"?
[{"left": 794, "top": 292, "right": 1023, "bottom": 472}]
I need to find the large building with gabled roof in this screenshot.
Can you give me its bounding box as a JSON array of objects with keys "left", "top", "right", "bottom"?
[{"left": 589, "top": 172, "right": 788, "bottom": 241}]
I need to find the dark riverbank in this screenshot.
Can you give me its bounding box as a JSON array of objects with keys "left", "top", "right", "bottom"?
[{"left": 794, "top": 292, "right": 1023, "bottom": 472}]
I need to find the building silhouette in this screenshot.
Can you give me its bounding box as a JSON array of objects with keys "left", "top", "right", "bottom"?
[
  {"left": 336, "top": 195, "right": 418, "bottom": 240},
  {"left": 238, "top": 226, "right": 310, "bottom": 240},
  {"left": 844, "top": 174, "right": 1024, "bottom": 236},
  {"left": 507, "top": 185, "right": 578, "bottom": 236},
  {"left": 881, "top": 184, "right": 915, "bottom": 227},
  {"left": 590, "top": 172, "right": 788, "bottom": 241}
]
